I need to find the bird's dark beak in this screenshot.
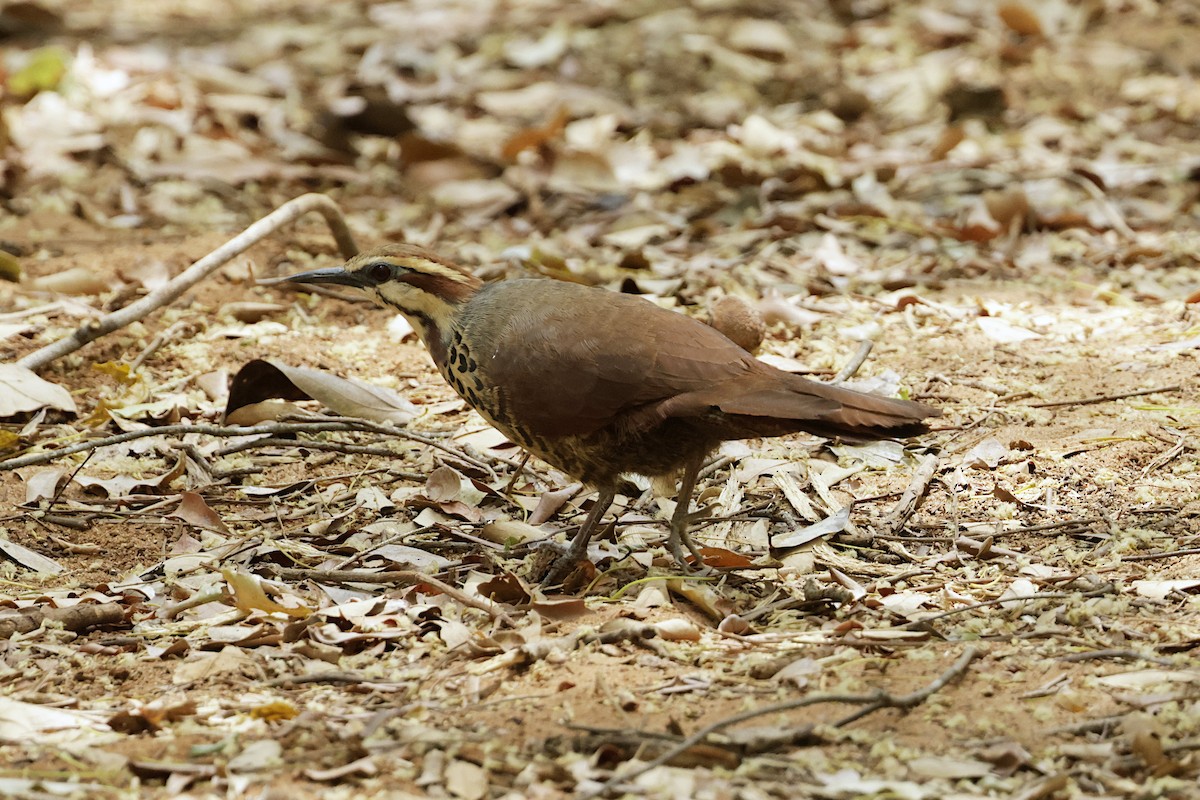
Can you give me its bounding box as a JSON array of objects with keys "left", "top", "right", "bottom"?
[{"left": 259, "top": 266, "right": 366, "bottom": 288}]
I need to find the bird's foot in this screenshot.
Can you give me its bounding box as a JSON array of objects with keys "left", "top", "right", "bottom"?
[
  {"left": 539, "top": 538, "right": 592, "bottom": 587},
  {"left": 666, "top": 534, "right": 712, "bottom": 576},
  {"left": 666, "top": 504, "right": 715, "bottom": 574}
]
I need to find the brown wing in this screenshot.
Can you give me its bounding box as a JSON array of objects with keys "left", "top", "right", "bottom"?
[
  {"left": 473, "top": 279, "right": 938, "bottom": 440},
  {"left": 649, "top": 373, "right": 937, "bottom": 440},
  {"left": 475, "top": 280, "right": 766, "bottom": 437}
]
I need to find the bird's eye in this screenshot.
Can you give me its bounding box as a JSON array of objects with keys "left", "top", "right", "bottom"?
[{"left": 365, "top": 262, "right": 392, "bottom": 284}]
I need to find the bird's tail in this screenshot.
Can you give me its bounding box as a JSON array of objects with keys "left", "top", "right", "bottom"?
[{"left": 711, "top": 373, "right": 940, "bottom": 440}]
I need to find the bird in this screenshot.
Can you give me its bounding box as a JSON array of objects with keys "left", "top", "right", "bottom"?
[{"left": 277, "top": 244, "right": 940, "bottom": 583}]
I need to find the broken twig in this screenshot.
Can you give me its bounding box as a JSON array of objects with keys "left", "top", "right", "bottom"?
[
  {"left": 1027, "top": 385, "right": 1180, "bottom": 409},
  {"left": 266, "top": 565, "right": 515, "bottom": 627},
  {"left": 18, "top": 193, "right": 358, "bottom": 372},
  {"left": 884, "top": 453, "right": 940, "bottom": 534},
  {"left": 583, "top": 646, "right": 979, "bottom": 798}
]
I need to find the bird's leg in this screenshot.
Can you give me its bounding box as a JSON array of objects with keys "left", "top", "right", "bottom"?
[
  {"left": 543, "top": 486, "right": 617, "bottom": 586},
  {"left": 501, "top": 451, "right": 532, "bottom": 496},
  {"left": 667, "top": 455, "right": 710, "bottom": 570}
]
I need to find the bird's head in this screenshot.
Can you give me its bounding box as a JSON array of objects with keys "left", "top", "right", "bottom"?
[{"left": 276, "top": 244, "right": 482, "bottom": 340}]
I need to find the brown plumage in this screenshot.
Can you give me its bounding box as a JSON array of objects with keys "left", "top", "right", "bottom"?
[{"left": 281, "top": 244, "right": 940, "bottom": 581}]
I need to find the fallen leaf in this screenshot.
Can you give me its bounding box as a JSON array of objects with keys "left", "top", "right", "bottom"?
[
  {"left": 654, "top": 618, "right": 701, "bottom": 642},
  {"left": 977, "top": 317, "right": 1040, "bottom": 344},
  {"left": 221, "top": 568, "right": 311, "bottom": 618},
  {"left": 997, "top": 3, "right": 1044, "bottom": 37},
  {"left": 694, "top": 546, "right": 753, "bottom": 569},
  {"left": 225, "top": 359, "right": 418, "bottom": 425},
  {"left": 773, "top": 507, "right": 850, "bottom": 549},
  {"left": 0, "top": 538, "right": 63, "bottom": 574},
  {"left": 444, "top": 758, "right": 487, "bottom": 800},
  {"left": 0, "top": 365, "right": 77, "bottom": 416},
  {"left": 20, "top": 467, "right": 69, "bottom": 504},
  {"left": 227, "top": 739, "right": 283, "bottom": 773},
  {"left": 76, "top": 454, "right": 185, "bottom": 497},
  {"left": 908, "top": 756, "right": 993, "bottom": 779},
  {"left": 962, "top": 438, "right": 1009, "bottom": 469},
  {"left": 0, "top": 697, "right": 110, "bottom": 743},
  {"left": 26, "top": 265, "right": 115, "bottom": 295},
  {"left": 170, "top": 492, "right": 231, "bottom": 534}
]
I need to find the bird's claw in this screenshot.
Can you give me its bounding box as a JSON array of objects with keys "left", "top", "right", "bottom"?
[{"left": 538, "top": 538, "right": 592, "bottom": 587}]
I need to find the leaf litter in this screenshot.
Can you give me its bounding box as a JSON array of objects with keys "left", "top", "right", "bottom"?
[{"left": 0, "top": 0, "right": 1199, "bottom": 797}]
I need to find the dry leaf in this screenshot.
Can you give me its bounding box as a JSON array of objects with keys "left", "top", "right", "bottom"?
[
  {"left": 444, "top": 759, "right": 487, "bottom": 800},
  {"left": 478, "top": 519, "right": 544, "bottom": 546},
  {"left": 0, "top": 538, "right": 63, "bottom": 574},
  {"left": 75, "top": 454, "right": 185, "bottom": 497},
  {"left": 654, "top": 618, "right": 701, "bottom": 642},
  {"left": 21, "top": 467, "right": 69, "bottom": 504},
  {"left": 221, "top": 568, "right": 311, "bottom": 618},
  {"left": 998, "top": 3, "right": 1044, "bottom": 37},
  {"left": 0, "top": 365, "right": 77, "bottom": 416},
  {"left": 172, "top": 646, "right": 258, "bottom": 684},
  {"left": 962, "top": 438, "right": 1009, "bottom": 470},
  {"left": 225, "top": 358, "right": 417, "bottom": 425},
  {"left": 170, "top": 492, "right": 231, "bottom": 534},
  {"left": 773, "top": 507, "right": 850, "bottom": 549},
  {"left": 694, "top": 546, "right": 753, "bottom": 569},
  {"left": 26, "top": 265, "right": 115, "bottom": 295}
]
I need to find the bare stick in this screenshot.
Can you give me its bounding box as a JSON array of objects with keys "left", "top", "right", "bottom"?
[
  {"left": 18, "top": 193, "right": 358, "bottom": 373},
  {"left": 1027, "top": 385, "right": 1180, "bottom": 409},
  {"left": 129, "top": 320, "right": 192, "bottom": 372},
  {"left": 832, "top": 340, "right": 874, "bottom": 384},
  {"left": 1, "top": 420, "right": 363, "bottom": 471},
  {"left": 265, "top": 565, "right": 515, "bottom": 627},
  {"left": 1122, "top": 547, "right": 1200, "bottom": 562},
  {"left": 280, "top": 414, "right": 496, "bottom": 476},
  {"left": 161, "top": 589, "right": 230, "bottom": 620},
  {"left": 829, "top": 645, "right": 979, "bottom": 727},
  {"left": 899, "top": 586, "right": 1113, "bottom": 630},
  {"left": 884, "top": 454, "right": 940, "bottom": 534},
  {"left": 1059, "top": 171, "right": 1137, "bottom": 240},
  {"left": 0, "top": 602, "right": 126, "bottom": 639},
  {"left": 583, "top": 646, "right": 979, "bottom": 798},
  {"left": 1058, "top": 648, "right": 1173, "bottom": 666},
  {"left": 1, "top": 417, "right": 487, "bottom": 473}
]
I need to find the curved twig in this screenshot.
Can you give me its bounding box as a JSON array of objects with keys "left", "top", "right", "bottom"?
[
  {"left": 18, "top": 193, "right": 358, "bottom": 372},
  {"left": 266, "top": 565, "right": 515, "bottom": 628},
  {"left": 582, "top": 645, "right": 980, "bottom": 798},
  {"left": 0, "top": 418, "right": 486, "bottom": 473}
]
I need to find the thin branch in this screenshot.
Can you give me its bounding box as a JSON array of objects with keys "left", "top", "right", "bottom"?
[
  {"left": 280, "top": 414, "right": 496, "bottom": 477},
  {"left": 891, "top": 517, "right": 1103, "bottom": 540},
  {"left": 1059, "top": 171, "right": 1137, "bottom": 240},
  {"left": 830, "top": 646, "right": 978, "bottom": 727},
  {"left": 582, "top": 646, "right": 979, "bottom": 798},
  {"left": 1058, "top": 648, "right": 1174, "bottom": 667},
  {"left": 1044, "top": 714, "right": 1126, "bottom": 736},
  {"left": 264, "top": 671, "right": 407, "bottom": 687},
  {"left": 1122, "top": 547, "right": 1200, "bottom": 562},
  {"left": 1027, "top": 385, "right": 1180, "bottom": 409},
  {"left": 161, "top": 589, "right": 230, "bottom": 620},
  {"left": 212, "top": 436, "right": 427, "bottom": 476},
  {"left": 1, "top": 420, "right": 356, "bottom": 471},
  {"left": 899, "top": 586, "right": 1114, "bottom": 630},
  {"left": 129, "top": 320, "right": 193, "bottom": 372},
  {"left": 884, "top": 453, "right": 940, "bottom": 534},
  {"left": 1, "top": 417, "right": 488, "bottom": 475},
  {"left": 265, "top": 565, "right": 515, "bottom": 628},
  {"left": 832, "top": 340, "right": 874, "bottom": 384},
  {"left": 17, "top": 193, "right": 358, "bottom": 373}
]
